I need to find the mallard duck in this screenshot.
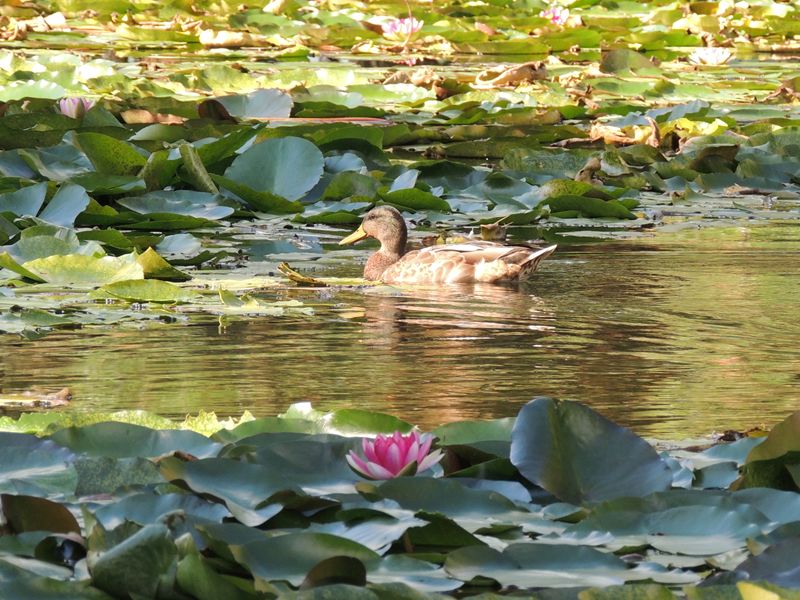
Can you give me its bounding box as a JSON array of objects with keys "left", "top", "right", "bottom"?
[{"left": 339, "top": 206, "right": 557, "bottom": 284}]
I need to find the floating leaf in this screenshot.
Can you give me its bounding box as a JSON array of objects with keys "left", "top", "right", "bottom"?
[
  {"left": 210, "top": 89, "right": 293, "bottom": 120},
  {"left": 445, "top": 543, "right": 691, "bottom": 588},
  {"left": 74, "top": 133, "right": 147, "bottom": 176},
  {"left": 510, "top": 398, "right": 672, "bottom": 505},
  {"left": 230, "top": 533, "right": 378, "bottom": 587},
  {"left": 178, "top": 143, "right": 219, "bottom": 194},
  {"left": 600, "top": 49, "right": 661, "bottom": 75},
  {"left": 100, "top": 279, "right": 198, "bottom": 303},
  {"left": 37, "top": 184, "right": 91, "bottom": 227},
  {"left": 50, "top": 422, "right": 220, "bottom": 460},
  {"left": 212, "top": 174, "right": 304, "bottom": 213},
  {"left": 23, "top": 254, "right": 144, "bottom": 286},
  {"left": 546, "top": 195, "right": 637, "bottom": 219},
  {"left": 89, "top": 524, "right": 178, "bottom": 599},
  {"left": 0, "top": 433, "right": 76, "bottom": 495},
  {"left": 380, "top": 189, "right": 451, "bottom": 212},
  {"left": 2, "top": 495, "right": 80, "bottom": 534},
  {"left": 117, "top": 191, "right": 234, "bottom": 220},
  {"left": 136, "top": 247, "right": 190, "bottom": 281},
  {"left": 224, "top": 137, "right": 324, "bottom": 202},
  {"left": 0, "top": 183, "right": 47, "bottom": 218}
]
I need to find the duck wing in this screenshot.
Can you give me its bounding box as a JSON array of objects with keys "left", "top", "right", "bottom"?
[{"left": 382, "top": 242, "right": 557, "bottom": 284}]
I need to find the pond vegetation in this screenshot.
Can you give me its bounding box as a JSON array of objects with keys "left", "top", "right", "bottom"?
[
  {"left": 2, "top": 399, "right": 800, "bottom": 597},
  {"left": 2, "top": 0, "right": 800, "bottom": 595}
]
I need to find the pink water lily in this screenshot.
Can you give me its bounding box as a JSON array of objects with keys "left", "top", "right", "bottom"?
[
  {"left": 347, "top": 431, "right": 443, "bottom": 480},
  {"left": 58, "top": 97, "right": 95, "bottom": 119},
  {"left": 539, "top": 6, "right": 570, "bottom": 25},
  {"left": 382, "top": 17, "right": 424, "bottom": 42}
]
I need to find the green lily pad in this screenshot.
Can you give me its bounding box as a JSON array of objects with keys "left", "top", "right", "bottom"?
[
  {"left": 546, "top": 195, "right": 638, "bottom": 219},
  {"left": 230, "top": 532, "right": 378, "bottom": 588},
  {"left": 176, "top": 551, "right": 256, "bottom": 600},
  {"left": 224, "top": 136, "right": 324, "bottom": 202},
  {"left": 380, "top": 189, "right": 451, "bottom": 212},
  {"left": 89, "top": 524, "right": 178, "bottom": 599},
  {"left": 22, "top": 253, "right": 144, "bottom": 286},
  {"left": 0, "top": 183, "right": 47, "bottom": 218},
  {"left": 445, "top": 543, "right": 693, "bottom": 588},
  {"left": 211, "top": 89, "right": 293, "bottom": 120},
  {"left": 74, "top": 132, "right": 147, "bottom": 176},
  {"left": 510, "top": 398, "right": 673, "bottom": 505},
  {"left": 50, "top": 421, "right": 221, "bottom": 459},
  {"left": 100, "top": 279, "right": 198, "bottom": 303},
  {"left": 117, "top": 191, "right": 234, "bottom": 221},
  {"left": 37, "top": 184, "right": 90, "bottom": 227},
  {"left": 600, "top": 49, "right": 661, "bottom": 75},
  {"left": 0, "top": 433, "right": 76, "bottom": 495},
  {"left": 136, "top": 247, "right": 190, "bottom": 281},
  {"left": 211, "top": 174, "right": 304, "bottom": 213}
]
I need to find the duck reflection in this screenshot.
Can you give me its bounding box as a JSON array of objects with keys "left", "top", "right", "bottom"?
[
  {"left": 326, "top": 283, "right": 556, "bottom": 424},
  {"left": 356, "top": 283, "right": 555, "bottom": 345}
]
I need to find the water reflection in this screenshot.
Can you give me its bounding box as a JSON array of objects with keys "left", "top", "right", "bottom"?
[
  {"left": 329, "top": 284, "right": 557, "bottom": 424},
  {"left": 1, "top": 227, "right": 799, "bottom": 438}
]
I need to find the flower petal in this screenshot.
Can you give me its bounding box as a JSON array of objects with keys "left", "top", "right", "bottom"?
[
  {"left": 418, "top": 448, "right": 444, "bottom": 473},
  {"left": 416, "top": 433, "right": 433, "bottom": 462},
  {"left": 373, "top": 434, "right": 391, "bottom": 463},
  {"left": 365, "top": 461, "right": 396, "bottom": 480},
  {"left": 346, "top": 452, "right": 373, "bottom": 478},
  {"left": 362, "top": 437, "right": 379, "bottom": 463},
  {"left": 404, "top": 438, "right": 420, "bottom": 466},
  {"left": 385, "top": 442, "right": 405, "bottom": 474}
]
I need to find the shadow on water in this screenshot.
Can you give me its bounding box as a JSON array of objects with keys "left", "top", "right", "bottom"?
[{"left": 1, "top": 226, "right": 799, "bottom": 438}]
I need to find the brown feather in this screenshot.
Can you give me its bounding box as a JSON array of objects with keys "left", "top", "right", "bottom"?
[{"left": 340, "top": 207, "right": 557, "bottom": 285}]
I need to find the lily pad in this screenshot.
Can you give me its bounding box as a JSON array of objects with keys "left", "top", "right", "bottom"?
[
  {"left": 37, "top": 184, "right": 91, "bottom": 227},
  {"left": 117, "top": 191, "right": 234, "bottom": 221},
  {"left": 224, "top": 137, "right": 324, "bottom": 202},
  {"left": 22, "top": 254, "right": 144, "bottom": 285},
  {"left": 100, "top": 279, "right": 198, "bottom": 303},
  {"left": 510, "top": 398, "right": 673, "bottom": 505}
]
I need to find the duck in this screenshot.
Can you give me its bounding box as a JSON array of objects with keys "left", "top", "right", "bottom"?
[{"left": 339, "top": 206, "right": 557, "bottom": 284}]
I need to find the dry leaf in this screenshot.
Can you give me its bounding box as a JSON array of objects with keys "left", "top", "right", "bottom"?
[
  {"left": 574, "top": 156, "right": 602, "bottom": 184},
  {"left": 383, "top": 67, "right": 440, "bottom": 88},
  {"left": 199, "top": 29, "right": 254, "bottom": 48},
  {"left": 473, "top": 61, "right": 547, "bottom": 89}
]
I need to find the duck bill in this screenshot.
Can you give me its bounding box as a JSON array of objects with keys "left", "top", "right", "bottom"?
[{"left": 339, "top": 224, "right": 369, "bottom": 245}]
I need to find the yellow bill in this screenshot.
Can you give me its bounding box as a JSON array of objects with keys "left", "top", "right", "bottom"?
[{"left": 339, "top": 224, "right": 369, "bottom": 245}]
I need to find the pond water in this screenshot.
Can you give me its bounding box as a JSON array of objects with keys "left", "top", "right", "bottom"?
[{"left": 1, "top": 223, "right": 798, "bottom": 439}]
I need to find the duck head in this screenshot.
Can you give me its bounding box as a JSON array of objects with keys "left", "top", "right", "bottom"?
[
  {"left": 339, "top": 206, "right": 408, "bottom": 255},
  {"left": 339, "top": 206, "right": 408, "bottom": 280}
]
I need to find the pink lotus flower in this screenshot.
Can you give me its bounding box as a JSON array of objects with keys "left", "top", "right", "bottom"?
[
  {"left": 58, "top": 97, "right": 95, "bottom": 119},
  {"left": 381, "top": 17, "right": 424, "bottom": 42},
  {"left": 539, "top": 6, "right": 570, "bottom": 26},
  {"left": 347, "top": 431, "right": 443, "bottom": 480}
]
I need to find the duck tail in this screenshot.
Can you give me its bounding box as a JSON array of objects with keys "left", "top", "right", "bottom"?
[{"left": 518, "top": 244, "right": 558, "bottom": 279}]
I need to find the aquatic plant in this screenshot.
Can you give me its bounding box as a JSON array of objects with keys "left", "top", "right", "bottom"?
[
  {"left": 346, "top": 430, "right": 443, "bottom": 479},
  {"left": 688, "top": 47, "right": 733, "bottom": 65},
  {"left": 0, "top": 399, "right": 798, "bottom": 596},
  {"left": 539, "top": 5, "right": 570, "bottom": 25},
  {"left": 381, "top": 17, "right": 424, "bottom": 41},
  {"left": 57, "top": 97, "right": 95, "bottom": 118}
]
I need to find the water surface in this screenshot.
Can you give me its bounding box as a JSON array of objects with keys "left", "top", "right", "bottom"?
[{"left": 2, "top": 224, "right": 798, "bottom": 438}]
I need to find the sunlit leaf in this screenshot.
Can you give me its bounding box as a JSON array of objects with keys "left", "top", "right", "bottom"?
[{"left": 224, "top": 137, "right": 324, "bottom": 201}]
